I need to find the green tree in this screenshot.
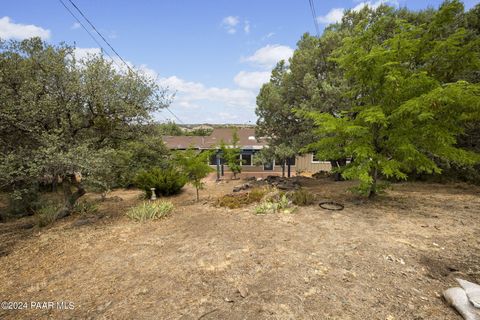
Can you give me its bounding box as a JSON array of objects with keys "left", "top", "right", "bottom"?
[
  {"left": 155, "top": 121, "right": 184, "bottom": 136},
  {"left": 306, "top": 1, "right": 480, "bottom": 197},
  {"left": 175, "top": 149, "right": 213, "bottom": 201},
  {"left": 220, "top": 130, "right": 242, "bottom": 179},
  {"left": 0, "top": 38, "right": 169, "bottom": 217},
  {"left": 274, "top": 144, "right": 296, "bottom": 178}
]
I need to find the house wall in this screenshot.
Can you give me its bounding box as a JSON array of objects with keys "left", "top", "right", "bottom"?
[
  {"left": 210, "top": 153, "right": 331, "bottom": 175},
  {"left": 208, "top": 152, "right": 332, "bottom": 176},
  {"left": 295, "top": 154, "right": 331, "bottom": 173}
]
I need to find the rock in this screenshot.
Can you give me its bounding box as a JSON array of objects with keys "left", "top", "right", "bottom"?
[
  {"left": 224, "top": 297, "right": 234, "bottom": 303},
  {"left": 238, "top": 285, "right": 248, "bottom": 298},
  {"left": 233, "top": 183, "right": 251, "bottom": 192},
  {"left": 19, "top": 222, "right": 35, "bottom": 229},
  {"left": 72, "top": 218, "right": 95, "bottom": 227},
  {"left": 457, "top": 278, "right": 480, "bottom": 308},
  {"left": 444, "top": 287, "right": 480, "bottom": 320}
]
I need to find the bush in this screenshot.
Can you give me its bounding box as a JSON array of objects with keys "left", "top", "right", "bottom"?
[
  {"left": 135, "top": 168, "right": 187, "bottom": 198},
  {"left": 126, "top": 201, "right": 174, "bottom": 221},
  {"left": 36, "top": 201, "right": 61, "bottom": 227},
  {"left": 7, "top": 185, "right": 41, "bottom": 217},
  {"left": 290, "top": 189, "right": 316, "bottom": 206},
  {"left": 216, "top": 187, "right": 268, "bottom": 209},
  {"left": 254, "top": 194, "right": 295, "bottom": 215}
]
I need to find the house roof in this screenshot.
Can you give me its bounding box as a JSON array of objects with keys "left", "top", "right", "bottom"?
[{"left": 162, "top": 127, "right": 268, "bottom": 150}]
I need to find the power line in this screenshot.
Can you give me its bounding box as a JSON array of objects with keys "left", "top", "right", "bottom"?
[
  {"left": 164, "top": 106, "right": 184, "bottom": 124},
  {"left": 66, "top": 0, "right": 134, "bottom": 74},
  {"left": 308, "top": 0, "right": 321, "bottom": 37},
  {"left": 58, "top": 0, "right": 185, "bottom": 124},
  {"left": 58, "top": 0, "right": 123, "bottom": 71},
  {"left": 66, "top": 0, "right": 184, "bottom": 124}
]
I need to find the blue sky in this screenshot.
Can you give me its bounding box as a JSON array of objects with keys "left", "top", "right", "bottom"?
[{"left": 1, "top": 0, "right": 479, "bottom": 124}]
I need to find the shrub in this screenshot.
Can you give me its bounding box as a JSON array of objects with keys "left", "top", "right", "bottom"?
[
  {"left": 254, "top": 194, "right": 295, "bottom": 215},
  {"left": 36, "top": 201, "right": 61, "bottom": 227},
  {"left": 135, "top": 168, "right": 187, "bottom": 198},
  {"left": 126, "top": 201, "right": 174, "bottom": 221},
  {"left": 7, "top": 185, "right": 41, "bottom": 217},
  {"left": 290, "top": 189, "right": 316, "bottom": 206}
]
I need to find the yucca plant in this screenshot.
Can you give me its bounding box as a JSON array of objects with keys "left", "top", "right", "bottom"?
[
  {"left": 254, "top": 194, "right": 294, "bottom": 215},
  {"left": 126, "top": 201, "right": 174, "bottom": 222}
]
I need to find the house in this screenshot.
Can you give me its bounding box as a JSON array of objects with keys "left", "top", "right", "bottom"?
[{"left": 162, "top": 127, "right": 331, "bottom": 177}]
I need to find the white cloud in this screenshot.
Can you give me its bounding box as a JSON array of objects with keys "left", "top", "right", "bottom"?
[
  {"left": 73, "top": 47, "right": 102, "bottom": 61},
  {"left": 262, "top": 32, "right": 275, "bottom": 40},
  {"left": 159, "top": 75, "right": 256, "bottom": 108},
  {"left": 244, "top": 20, "right": 250, "bottom": 34},
  {"left": 71, "top": 22, "right": 81, "bottom": 30},
  {"left": 352, "top": 0, "right": 397, "bottom": 11},
  {"left": 218, "top": 112, "right": 239, "bottom": 121},
  {"left": 317, "top": 1, "right": 398, "bottom": 25},
  {"left": 317, "top": 8, "right": 344, "bottom": 24},
  {"left": 0, "top": 16, "right": 51, "bottom": 40},
  {"left": 234, "top": 71, "right": 270, "bottom": 90},
  {"left": 243, "top": 44, "right": 294, "bottom": 69},
  {"left": 72, "top": 47, "right": 258, "bottom": 123},
  {"left": 221, "top": 16, "right": 239, "bottom": 34}
]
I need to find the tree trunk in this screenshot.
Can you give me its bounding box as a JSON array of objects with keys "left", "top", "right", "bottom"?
[
  {"left": 287, "top": 162, "right": 291, "bottom": 178},
  {"left": 330, "top": 160, "right": 340, "bottom": 181},
  {"left": 368, "top": 166, "right": 378, "bottom": 198},
  {"left": 196, "top": 187, "right": 199, "bottom": 202},
  {"left": 51, "top": 176, "right": 58, "bottom": 192},
  {"left": 331, "top": 159, "right": 347, "bottom": 181},
  {"left": 56, "top": 174, "right": 86, "bottom": 219}
]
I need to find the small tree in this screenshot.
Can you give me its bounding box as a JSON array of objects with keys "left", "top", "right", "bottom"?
[
  {"left": 274, "top": 144, "right": 296, "bottom": 178},
  {"left": 175, "top": 149, "right": 213, "bottom": 201},
  {"left": 220, "top": 130, "right": 242, "bottom": 179}
]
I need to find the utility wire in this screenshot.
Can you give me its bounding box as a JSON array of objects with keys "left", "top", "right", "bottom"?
[
  {"left": 66, "top": 0, "right": 134, "bottom": 74},
  {"left": 59, "top": 0, "right": 185, "bottom": 124},
  {"left": 57, "top": 0, "right": 122, "bottom": 70},
  {"left": 308, "top": 0, "right": 321, "bottom": 37}
]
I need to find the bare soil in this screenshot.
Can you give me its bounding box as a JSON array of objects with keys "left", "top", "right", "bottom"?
[{"left": 0, "top": 178, "right": 479, "bottom": 319}]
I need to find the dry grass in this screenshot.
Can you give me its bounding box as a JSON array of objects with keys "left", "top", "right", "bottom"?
[
  {"left": 0, "top": 180, "right": 479, "bottom": 319},
  {"left": 215, "top": 187, "right": 269, "bottom": 209}
]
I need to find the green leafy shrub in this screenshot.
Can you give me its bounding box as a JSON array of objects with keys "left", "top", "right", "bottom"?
[
  {"left": 126, "top": 201, "right": 174, "bottom": 221},
  {"left": 135, "top": 168, "right": 187, "bottom": 198},
  {"left": 7, "top": 185, "right": 41, "bottom": 217},
  {"left": 216, "top": 187, "right": 268, "bottom": 209},
  {"left": 290, "top": 189, "right": 316, "bottom": 206},
  {"left": 254, "top": 194, "right": 294, "bottom": 214}
]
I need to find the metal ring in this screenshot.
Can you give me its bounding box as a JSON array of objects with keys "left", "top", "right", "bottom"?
[{"left": 319, "top": 201, "right": 344, "bottom": 211}]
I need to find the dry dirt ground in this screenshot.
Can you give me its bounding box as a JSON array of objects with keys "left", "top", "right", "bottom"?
[{"left": 0, "top": 178, "right": 479, "bottom": 319}]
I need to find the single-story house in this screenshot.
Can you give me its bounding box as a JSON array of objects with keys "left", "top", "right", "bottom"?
[{"left": 162, "top": 127, "right": 331, "bottom": 176}]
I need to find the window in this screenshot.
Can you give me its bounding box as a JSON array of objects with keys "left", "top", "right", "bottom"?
[
  {"left": 312, "top": 153, "right": 320, "bottom": 163},
  {"left": 209, "top": 153, "right": 218, "bottom": 165},
  {"left": 263, "top": 160, "right": 274, "bottom": 170},
  {"left": 241, "top": 154, "right": 252, "bottom": 166}
]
